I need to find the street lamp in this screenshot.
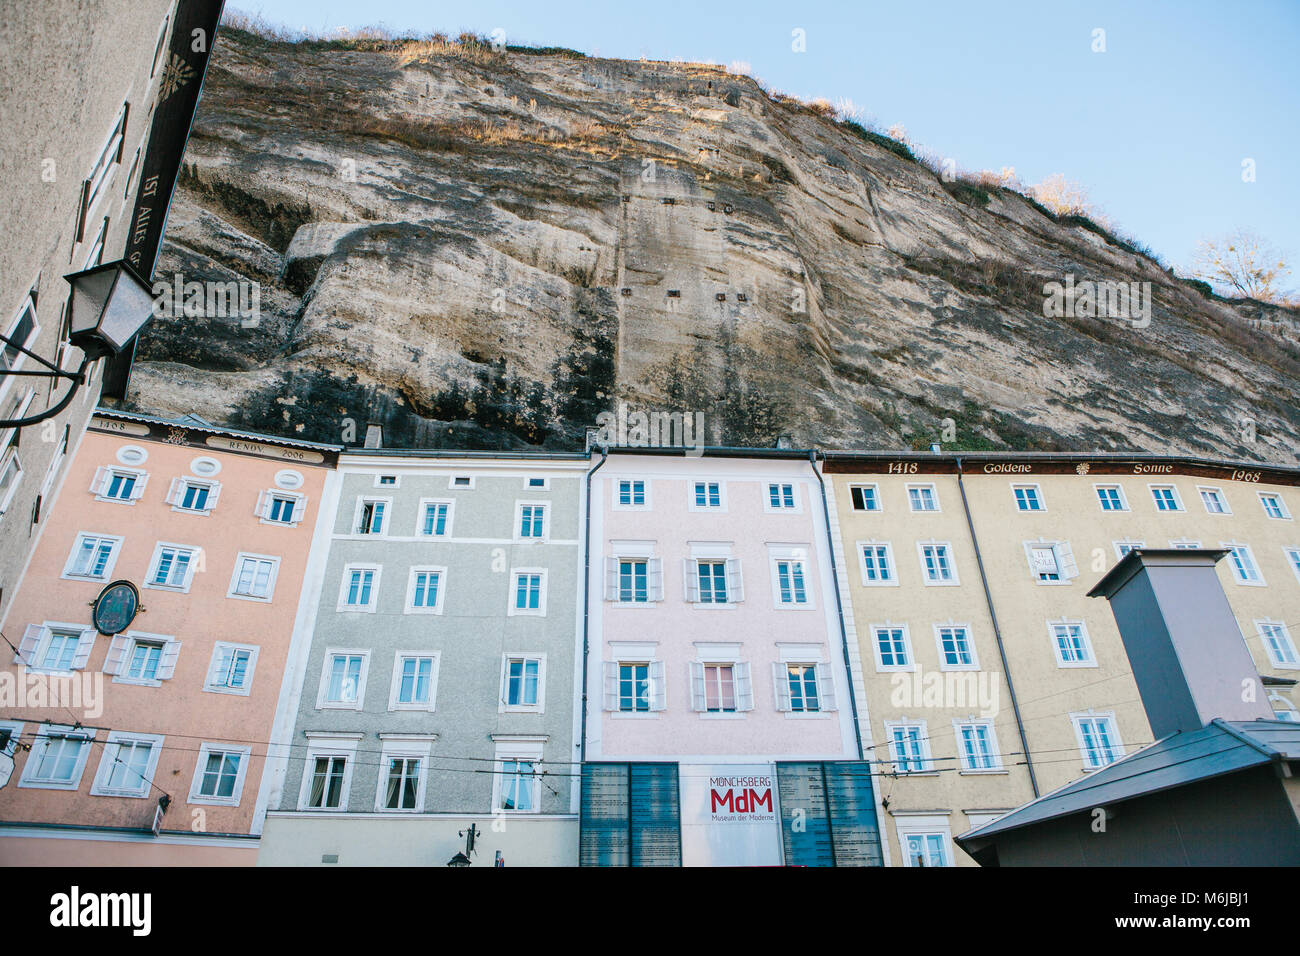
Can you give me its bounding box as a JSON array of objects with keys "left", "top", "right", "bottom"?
[{"left": 0, "top": 260, "right": 154, "bottom": 429}]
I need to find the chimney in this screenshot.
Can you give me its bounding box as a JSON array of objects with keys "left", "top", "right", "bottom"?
[
  {"left": 1088, "top": 549, "right": 1273, "bottom": 738},
  {"left": 363, "top": 423, "right": 383, "bottom": 449}
]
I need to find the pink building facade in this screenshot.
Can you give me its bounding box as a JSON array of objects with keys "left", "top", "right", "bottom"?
[{"left": 0, "top": 410, "right": 337, "bottom": 865}]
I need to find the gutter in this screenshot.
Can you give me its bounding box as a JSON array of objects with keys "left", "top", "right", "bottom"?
[
  {"left": 955, "top": 456, "right": 1039, "bottom": 798},
  {"left": 808, "top": 449, "right": 865, "bottom": 760},
  {"left": 579, "top": 446, "right": 609, "bottom": 763}
]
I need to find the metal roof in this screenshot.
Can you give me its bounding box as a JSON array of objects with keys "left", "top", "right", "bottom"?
[
  {"left": 92, "top": 407, "right": 343, "bottom": 452},
  {"left": 955, "top": 719, "right": 1300, "bottom": 849}
]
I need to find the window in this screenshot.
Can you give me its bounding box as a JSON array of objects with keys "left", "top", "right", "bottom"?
[
  {"left": 1, "top": 297, "right": 39, "bottom": 384},
  {"left": 1260, "top": 493, "right": 1291, "bottom": 520},
  {"left": 318, "top": 651, "right": 369, "bottom": 709},
  {"left": 1270, "top": 695, "right": 1299, "bottom": 722},
  {"left": 299, "top": 738, "right": 359, "bottom": 811},
  {"left": 419, "top": 500, "right": 451, "bottom": 536},
  {"left": 605, "top": 549, "right": 663, "bottom": 603},
  {"left": 1170, "top": 538, "right": 1202, "bottom": 549},
  {"left": 689, "top": 655, "right": 753, "bottom": 714},
  {"left": 125, "top": 641, "right": 163, "bottom": 681},
  {"left": 377, "top": 475, "right": 398, "bottom": 487},
  {"left": 702, "top": 664, "right": 736, "bottom": 712},
  {"left": 907, "top": 484, "right": 938, "bottom": 512},
  {"left": 1026, "top": 541, "right": 1077, "bottom": 583},
  {"left": 919, "top": 542, "right": 957, "bottom": 584},
  {"left": 258, "top": 490, "right": 305, "bottom": 526},
  {"left": 1113, "top": 539, "right": 1145, "bottom": 559},
  {"left": 776, "top": 663, "right": 833, "bottom": 713},
  {"left": 16, "top": 624, "right": 94, "bottom": 673},
  {"left": 510, "top": 569, "right": 546, "bottom": 615},
  {"left": 39, "top": 630, "right": 86, "bottom": 671},
  {"left": 1073, "top": 714, "right": 1123, "bottom": 770},
  {"left": 903, "top": 832, "right": 950, "bottom": 867},
  {"left": 1287, "top": 548, "right": 1300, "bottom": 584},
  {"left": 389, "top": 653, "right": 438, "bottom": 710},
  {"left": 1050, "top": 621, "right": 1096, "bottom": 667},
  {"left": 189, "top": 744, "right": 251, "bottom": 806},
  {"left": 381, "top": 755, "right": 422, "bottom": 811},
  {"left": 605, "top": 659, "right": 665, "bottom": 713},
  {"left": 956, "top": 720, "right": 1001, "bottom": 771},
  {"left": 936, "top": 625, "right": 977, "bottom": 670},
  {"left": 63, "top": 533, "right": 122, "bottom": 580},
  {"left": 517, "top": 502, "right": 547, "bottom": 540},
  {"left": 339, "top": 565, "right": 380, "bottom": 611},
  {"left": 91, "top": 732, "right": 163, "bottom": 798},
  {"left": 619, "top": 663, "right": 650, "bottom": 712},
  {"left": 495, "top": 754, "right": 541, "bottom": 813},
  {"left": 684, "top": 552, "right": 743, "bottom": 604},
  {"left": 105, "top": 632, "right": 179, "bottom": 685},
  {"left": 619, "top": 559, "right": 648, "bottom": 603},
  {"left": 308, "top": 756, "right": 348, "bottom": 809},
  {"left": 849, "top": 484, "right": 880, "bottom": 512},
  {"left": 773, "top": 558, "right": 809, "bottom": 606},
  {"left": 1223, "top": 543, "right": 1264, "bottom": 585},
  {"left": 146, "top": 544, "right": 197, "bottom": 591},
  {"left": 873, "top": 625, "right": 913, "bottom": 671},
  {"left": 0, "top": 443, "right": 22, "bottom": 515},
  {"left": 526, "top": 476, "right": 547, "bottom": 489},
  {"left": 691, "top": 481, "right": 723, "bottom": 509},
  {"left": 887, "top": 721, "right": 931, "bottom": 773},
  {"left": 93, "top": 466, "right": 147, "bottom": 503},
  {"left": 1198, "top": 487, "right": 1230, "bottom": 515},
  {"left": 1256, "top": 622, "right": 1299, "bottom": 669},
  {"left": 860, "top": 542, "right": 896, "bottom": 585},
  {"left": 451, "top": 476, "right": 473, "bottom": 488},
  {"left": 355, "top": 498, "right": 387, "bottom": 534},
  {"left": 167, "top": 478, "right": 220, "bottom": 514},
  {"left": 767, "top": 483, "right": 797, "bottom": 510},
  {"left": 406, "top": 567, "right": 445, "bottom": 613},
  {"left": 80, "top": 104, "right": 127, "bottom": 233},
  {"left": 1150, "top": 485, "right": 1183, "bottom": 512},
  {"left": 228, "top": 554, "right": 278, "bottom": 601},
  {"left": 205, "top": 643, "right": 258, "bottom": 695},
  {"left": 1013, "top": 484, "right": 1043, "bottom": 511},
  {"left": 616, "top": 479, "right": 647, "bottom": 508},
  {"left": 19, "top": 726, "right": 95, "bottom": 790},
  {"left": 1095, "top": 485, "right": 1127, "bottom": 511},
  {"left": 502, "top": 656, "right": 545, "bottom": 712}
]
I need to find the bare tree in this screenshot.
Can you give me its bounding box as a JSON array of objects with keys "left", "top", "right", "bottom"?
[
  {"left": 1189, "top": 229, "right": 1292, "bottom": 303},
  {"left": 1029, "top": 173, "right": 1099, "bottom": 219}
]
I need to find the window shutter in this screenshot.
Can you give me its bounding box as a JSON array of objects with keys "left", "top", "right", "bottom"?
[
  {"left": 71, "top": 630, "right": 96, "bottom": 670},
  {"left": 165, "top": 478, "right": 183, "bottom": 505},
  {"left": 689, "top": 662, "right": 705, "bottom": 711},
  {"left": 103, "top": 635, "right": 131, "bottom": 675},
  {"left": 90, "top": 466, "right": 109, "bottom": 495},
  {"left": 735, "top": 662, "right": 754, "bottom": 711},
  {"left": 603, "top": 558, "right": 619, "bottom": 601},
  {"left": 129, "top": 472, "right": 148, "bottom": 499},
  {"left": 206, "top": 482, "right": 222, "bottom": 507},
  {"left": 816, "top": 663, "right": 837, "bottom": 711},
  {"left": 725, "top": 558, "right": 744, "bottom": 603},
  {"left": 254, "top": 490, "right": 267, "bottom": 518},
  {"left": 773, "top": 663, "right": 792, "bottom": 711},
  {"left": 206, "top": 647, "right": 226, "bottom": 687},
  {"left": 156, "top": 641, "right": 182, "bottom": 680},
  {"left": 683, "top": 559, "right": 699, "bottom": 602},
  {"left": 649, "top": 661, "right": 666, "bottom": 711},
  {"left": 290, "top": 496, "right": 307, "bottom": 523},
  {"left": 1055, "top": 542, "right": 1078, "bottom": 580},
  {"left": 647, "top": 558, "right": 664, "bottom": 602},
  {"left": 15, "top": 623, "right": 43, "bottom": 665},
  {"left": 602, "top": 662, "right": 619, "bottom": 711}
]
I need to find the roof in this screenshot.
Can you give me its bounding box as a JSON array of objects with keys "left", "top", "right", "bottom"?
[
  {"left": 92, "top": 407, "right": 343, "bottom": 452},
  {"left": 955, "top": 718, "right": 1300, "bottom": 850}
]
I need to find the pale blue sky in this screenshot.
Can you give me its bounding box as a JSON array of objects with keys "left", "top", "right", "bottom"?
[{"left": 234, "top": 0, "right": 1299, "bottom": 286}]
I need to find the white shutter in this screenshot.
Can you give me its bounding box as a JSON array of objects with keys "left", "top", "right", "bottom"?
[
  {"left": 103, "top": 635, "right": 131, "bottom": 675},
  {"left": 1055, "top": 542, "right": 1078, "bottom": 580},
  {"left": 816, "top": 663, "right": 837, "bottom": 712},
  {"left": 156, "top": 641, "right": 182, "bottom": 680},
  {"left": 735, "top": 661, "right": 754, "bottom": 711},
  {"left": 604, "top": 558, "right": 619, "bottom": 601},
  {"left": 15, "top": 623, "right": 43, "bottom": 665},
  {"left": 649, "top": 660, "right": 666, "bottom": 711},
  {"left": 206, "top": 646, "right": 227, "bottom": 687},
  {"left": 165, "top": 478, "right": 183, "bottom": 505},
  {"left": 290, "top": 495, "right": 307, "bottom": 523},
  {"left": 647, "top": 558, "right": 664, "bottom": 602},
  {"left": 254, "top": 490, "right": 267, "bottom": 519},
  {"left": 683, "top": 559, "right": 699, "bottom": 602},
  {"left": 129, "top": 472, "right": 148, "bottom": 499},
  {"left": 689, "top": 662, "right": 705, "bottom": 712},
  {"left": 206, "top": 482, "right": 222, "bottom": 507},
  {"left": 90, "top": 466, "right": 109, "bottom": 495},
  {"left": 773, "top": 663, "right": 792, "bottom": 711},
  {"left": 71, "top": 630, "right": 96, "bottom": 670},
  {"left": 725, "top": 558, "right": 744, "bottom": 603},
  {"left": 602, "top": 662, "right": 619, "bottom": 711}
]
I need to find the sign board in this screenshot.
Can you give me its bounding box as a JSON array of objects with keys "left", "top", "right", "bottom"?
[{"left": 679, "top": 763, "right": 782, "bottom": 866}]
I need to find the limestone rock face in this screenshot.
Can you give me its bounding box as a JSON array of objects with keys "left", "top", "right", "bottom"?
[{"left": 126, "top": 29, "right": 1300, "bottom": 460}]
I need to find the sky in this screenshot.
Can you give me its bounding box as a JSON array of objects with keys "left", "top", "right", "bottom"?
[{"left": 232, "top": 0, "right": 1298, "bottom": 284}]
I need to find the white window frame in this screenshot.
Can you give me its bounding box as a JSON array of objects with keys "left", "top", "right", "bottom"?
[
  {"left": 768, "top": 546, "right": 813, "bottom": 609},
  {"left": 774, "top": 649, "right": 835, "bottom": 716},
  {"left": 93, "top": 465, "right": 148, "bottom": 505},
  {"left": 1011, "top": 483, "right": 1045, "bottom": 512},
  {"left": 884, "top": 719, "right": 934, "bottom": 774},
  {"left": 499, "top": 653, "right": 547, "bottom": 714},
  {"left": 871, "top": 622, "right": 915, "bottom": 672},
  {"left": 1049, "top": 619, "right": 1097, "bottom": 668},
  {"left": 0, "top": 296, "right": 40, "bottom": 408},
  {"left": 297, "top": 734, "right": 362, "bottom": 811},
  {"left": 918, "top": 540, "right": 959, "bottom": 586},
  {"left": 19, "top": 622, "right": 96, "bottom": 674},
  {"left": 934, "top": 622, "right": 979, "bottom": 671},
  {"left": 1286, "top": 547, "right": 1300, "bottom": 585},
  {"left": 685, "top": 549, "right": 742, "bottom": 607},
  {"left": 1169, "top": 537, "right": 1202, "bottom": 549},
  {"left": 508, "top": 567, "right": 548, "bottom": 617},
  {"left": 514, "top": 500, "right": 551, "bottom": 542},
  {"left": 108, "top": 631, "right": 180, "bottom": 686},
  {"left": 763, "top": 481, "right": 802, "bottom": 513},
  {"left": 374, "top": 737, "right": 434, "bottom": 813},
  {"left": 416, "top": 498, "right": 455, "bottom": 536},
  {"left": 144, "top": 541, "right": 200, "bottom": 593},
  {"left": 612, "top": 478, "right": 650, "bottom": 511},
  {"left": 895, "top": 815, "right": 954, "bottom": 867},
  {"left": 188, "top": 742, "right": 253, "bottom": 807},
  {"left": 1197, "top": 485, "right": 1231, "bottom": 516},
  {"left": 847, "top": 482, "right": 882, "bottom": 513},
  {"left": 374, "top": 474, "right": 400, "bottom": 489},
  {"left": 1024, "top": 539, "right": 1078, "bottom": 584},
  {"left": 404, "top": 565, "right": 447, "bottom": 615},
  {"left": 1259, "top": 492, "right": 1292, "bottom": 520},
  {"left": 257, "top": 489, "right": 307, "bottom": 527},
  {"left": 858, "top": 540, "right": 898, "bottom": 586},
  {"left": 448, "top": 475, "right": 475, "bottom": 490},
  {"left": 605, "top": 644, "right": 664, "bottom": 715},
  {"left": 90, "top": 731, "right": 164, "bottom": 798},
  {"left": 80, "top": 104, "right": 127, "bottom": 232},
  {"left": 1149, "top": 483, "right": 1184, "bottom": 512},
  {"left": 1112, "top": 539, "right": 1146, "bottom": 560},
  {"left": 168, "top": 476, "right": 221, "bottom": 515},
  {"left": 1094, "top": 483, "right": 1129, "bottom": 512},
  {"left": 352, "top": 496, "right": 391, "bottom": 536},
  {"left": 687, "top": 479, "right": 727, "bottom": 512},
  {"left": 606, "top": 547, "right": 664, "bottom": 605},
  {"left": 61, "top": 532, "right": 124, "bottom": 581},
  {"left": 1071, "top": 712, "right": 1125, "bottom": 771},
  {"left": 337, "top": 563, "right": 382, "bottom": 612},
  {"left": 491, "top": 739, "right": 545, "bottom": 814},
  {"left": 316, "top": 648, "right": 371, "bottom": 710},
  {"left": 953, "top": 718, "right": 1003, "bottom": 773},
  {"left": 18, "top": 724, "right": 97, "bottom": 791},
  {"left": 227, "top": 552, "right": 280, "bottom": 603},
  {"left": 524, "top": 475, "right": 550, "bottom": 490},
  {"left": 1221, "top": 542, "right": 1266, "bottom": 586},
  {"left": 203, "top": 642, "right": 260, "bottom": 696},
  {"left": 1255, "top": 620, "right": 1299, "bottom": 670},
  {"left": 1269, "top": 694, "right": 1299, "bottom": 722},
  {"left": 906, "top": 483, "right": 940, "bottom": 513},
  {"left": 387, "top": 651, "right": 441, "bottom": 712}
]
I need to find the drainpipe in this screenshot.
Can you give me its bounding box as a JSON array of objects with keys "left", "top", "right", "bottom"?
[
  {"left": 579, "top": 446, "right": 609, "bottom": 763},
  {"left": 955, "top": 457, "right": 1039, "bottom": 797},
  {"left": 809, "top": 450, "right": 865, "bottom": 760}
]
